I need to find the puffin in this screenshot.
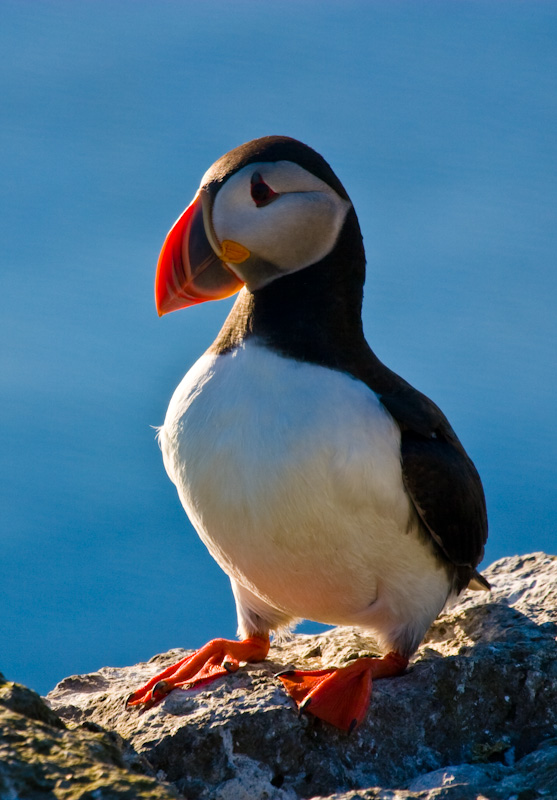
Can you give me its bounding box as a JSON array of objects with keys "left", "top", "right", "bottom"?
[{"left": 127, "top": 136, "right": 489, "bottom": 731}]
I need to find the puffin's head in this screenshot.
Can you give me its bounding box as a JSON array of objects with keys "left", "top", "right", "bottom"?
[{"left": 155, "top": 136, "right": 353, "bottom": 316}]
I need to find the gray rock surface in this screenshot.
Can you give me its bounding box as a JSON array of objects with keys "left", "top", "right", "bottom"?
[
  {"left": 42, "top": 552, "right": 557, "bottom": 799},
  {"left": 27, "top": 553, "right": 557, "bottom": 798}
]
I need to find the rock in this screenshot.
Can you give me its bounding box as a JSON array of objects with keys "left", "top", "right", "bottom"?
[
  {"left": 313, "top": 739, "right": 557, "bottom": 798},
  {"left": 0, "top": 673, "right": 181, "bottom": 798},
  {"left": 5, "top": 552, "right": 554, "bottom": 799}
]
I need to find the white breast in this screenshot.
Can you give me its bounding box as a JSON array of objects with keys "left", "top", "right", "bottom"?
[{"left": 160, "top": 340, "right": 450, "bottom": 654}]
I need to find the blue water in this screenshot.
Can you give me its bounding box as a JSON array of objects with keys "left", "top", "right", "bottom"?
[{"left": 1, "top": 2, "right": 555, "bottom": 696}]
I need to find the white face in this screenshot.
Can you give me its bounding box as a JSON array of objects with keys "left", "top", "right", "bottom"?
[{"left": 206, "top": 161, "right": 351, "bottom": 290}]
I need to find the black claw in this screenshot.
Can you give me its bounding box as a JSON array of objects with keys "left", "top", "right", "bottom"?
[
  {"left": 152, "top": 680, "right": 170, "bottom": 699},
  {"left": 275, "top": 669, "right": 295, "bottom": 678},
  {"left": 298, "top": 697, "right": 311, "bottom": 718},
  {"left": 348, "top": 718, "right": 358, "bottom": 735},
  {"left": 124, "top": 693, "right": 134, "bottom": 709}
]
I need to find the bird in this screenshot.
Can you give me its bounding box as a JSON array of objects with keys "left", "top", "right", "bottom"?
[{"left": 126, "top": 135, "right": 489, "bottom": 732}]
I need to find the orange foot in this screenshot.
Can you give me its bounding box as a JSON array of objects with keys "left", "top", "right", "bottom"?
[
  {"left": 126, "top": 635, "right": 270, "bottom": 710},
  {"left": 277, "top": 651, "right": 408, "bottom": 732}
]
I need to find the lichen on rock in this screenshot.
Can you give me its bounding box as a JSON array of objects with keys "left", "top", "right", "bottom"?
[{"left": 0, "top": 675, "right": 180, "bottom": 799}]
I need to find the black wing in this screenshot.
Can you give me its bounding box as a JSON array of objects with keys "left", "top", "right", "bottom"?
[{"left": 379, "top": 387, "right": 488, "bottom": 572}]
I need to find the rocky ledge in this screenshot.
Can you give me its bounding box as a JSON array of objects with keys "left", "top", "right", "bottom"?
[{"left": 2, "top": 553, "right": 556, "bottom": 799}]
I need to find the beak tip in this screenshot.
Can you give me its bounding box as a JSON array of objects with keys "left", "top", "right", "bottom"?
[{"left": 155, "top": 292, "right": 165, "bottom": 317}]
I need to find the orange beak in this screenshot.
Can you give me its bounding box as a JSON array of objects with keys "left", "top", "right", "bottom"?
[{"left": 155, "top": 192, "right": 244, "bottom": 316}]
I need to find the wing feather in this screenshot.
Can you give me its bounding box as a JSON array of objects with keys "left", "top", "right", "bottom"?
[{"left": 379, "top": 389, "right": 488, "bottom": 571}]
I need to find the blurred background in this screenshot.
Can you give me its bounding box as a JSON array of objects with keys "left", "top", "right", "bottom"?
[{"left": 1, "top": 1, "right": 555, "bottom": 696}]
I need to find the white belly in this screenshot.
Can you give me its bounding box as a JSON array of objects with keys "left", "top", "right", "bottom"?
[{"left": 160, "top": 340, "right": 450, "bottom": 650}]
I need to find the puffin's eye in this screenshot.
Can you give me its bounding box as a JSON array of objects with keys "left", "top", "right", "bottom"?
[{"left": 250, "top": 172, "right": 278, "bottom": 208}]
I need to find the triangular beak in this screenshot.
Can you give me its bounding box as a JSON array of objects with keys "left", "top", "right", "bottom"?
[{"left": 155, "top": 192, "right": 244, "bottom": 316}]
